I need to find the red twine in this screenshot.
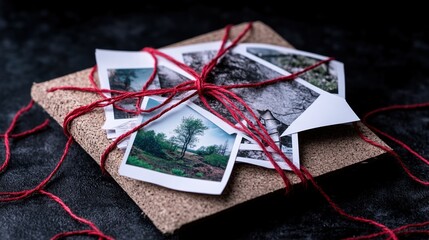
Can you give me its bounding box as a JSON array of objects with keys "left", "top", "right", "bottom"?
[
  {"left": 50, "top": 23, "right": 333, "bottom": 187},
  {"left": 48, "top": 22, "right": 397, "bottom": 239},
  {"left": 0, "top": 101, "right": 112, "bottom": 240},
  {"left": 2, "top": 23, "right": 428, "bottom": 239},
  {"left": 352, "top": 102, "right": 429, "bottom": 239}
]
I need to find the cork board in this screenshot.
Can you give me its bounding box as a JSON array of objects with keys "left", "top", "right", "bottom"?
[{"left": 31, "top": 21, "right": 387, "bottom": 234}]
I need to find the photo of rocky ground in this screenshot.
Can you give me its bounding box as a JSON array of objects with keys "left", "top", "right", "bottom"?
[
  {"left": 237, "top": 135, "right": 294, "bottom": 163},
  {"left": 182, "top": 51, "right": 319, "bottom": 135},
  {"left": 183, "top": 50, "right": 217, "bottom": 73},
  {"left": 157, "top": 65, "right": 189, "bottom": 90}
]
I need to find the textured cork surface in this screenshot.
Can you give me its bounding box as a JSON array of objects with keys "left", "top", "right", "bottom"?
[{"left": 31, "top": 21, "right": 387, "bottom": 234}]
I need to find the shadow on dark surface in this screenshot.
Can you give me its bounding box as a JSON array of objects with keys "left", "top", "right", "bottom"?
[
  {"left": 177, "top": 154, "right": 403, "bottom": 239},
  {"left": 1, "top": 1, "right": 429, "bottom": 239}
]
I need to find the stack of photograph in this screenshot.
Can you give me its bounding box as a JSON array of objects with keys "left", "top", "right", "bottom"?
[{"left": 96, "top": 41, "right": 358, "bottom": 194}]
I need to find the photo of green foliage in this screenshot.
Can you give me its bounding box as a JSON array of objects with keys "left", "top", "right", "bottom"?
[
  {"left": 126, "top": 98, "right": 235, "bottom": 182},
  {"left": 247, "top": 47, "right": 339, "bottom": 94}
]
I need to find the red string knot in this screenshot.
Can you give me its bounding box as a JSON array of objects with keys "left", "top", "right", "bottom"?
[
  {"left": 196, "top": 60, "right": 216, "bottom": 96},
  {"left": 195, "top": 76, "right": 206, "bottom": 96}
]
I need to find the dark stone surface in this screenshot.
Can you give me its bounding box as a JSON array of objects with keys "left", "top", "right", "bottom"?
[{"left": 0, "top": 1, "right": 428, "bottom": 239}]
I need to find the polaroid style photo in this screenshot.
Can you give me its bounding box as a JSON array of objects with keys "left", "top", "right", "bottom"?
[
  {"left": 150, "top": 42, "right": 358, "bottom": 170},
  {"left": 96, "top": 49, "right": 160, "bottom": 129},
  {"left": 162, "top": 42, "right": 318, "bottom": 169},
  {"left": 96, "top": 49, "right": 194, "bottom": 140},
  {"left": 236, "top": 134, "right": 300, "bottom": 170},
  {"left": 107, "top": 64, "right": 194, "bottom": 150},
  {"left": 233, "top": 44, "right": 359, "bottom": 136},
  {"left": 119, "top": 96, "right": 241, "bottom": 195},
  {"left": 166, "top": 42, "right": 358, "bottom": 168},
  {"left": 103, "top": 64, "right": 192, "bottom": 142},
  {"left": 236, "top": 43, "right": 346, "bottom": 97}
]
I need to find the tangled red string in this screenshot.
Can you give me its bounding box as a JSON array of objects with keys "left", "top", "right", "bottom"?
[
  {"left": 47, "top": 22, "right": 398, "bottom": 239},
  {"left": 1, "top": 22, "right": 428, "bottom": 239},
  {"left": 352, "top": 102, "right": 429, "bottom": 239},
  {"left": 0, "top": 101, "right": 113, "bottom": 240},
  {"left": 0, "top": 100, "right": 49, "bottom": 173}
]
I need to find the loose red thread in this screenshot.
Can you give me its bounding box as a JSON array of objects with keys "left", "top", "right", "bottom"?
[
  {"left": 352, "top": 102, "right": 429, "bottom": 239},
  {"left": 40, "top": 190, "right": 114, "bottom": 240},
  {"left": 0, "top": 100, "right": 49, "bottom": 173},
  {"left": 0, "top": 101, "right": 112, "bottom": 239}
]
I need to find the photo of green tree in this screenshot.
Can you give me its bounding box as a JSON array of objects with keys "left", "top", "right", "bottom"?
[
  {"left": 107, "top": 68, "right": 155, "bottom": 119},
  {"left": 126, "top": 98, "right": 235, "bottom": 182}
]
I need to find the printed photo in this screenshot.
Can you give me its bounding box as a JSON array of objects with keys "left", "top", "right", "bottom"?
[
  {"left": 234, "top": 43, "right": 346, "bottom": 97},
  {"left": 182, "top": 50, "right": 317, "bottom": 167},
  {"left": 157, "top": 65, "right": 189, "bottom": 89},
  {"left": 183, "top": 50, "right": 217, "bottom": 73},
  {"left": 236, "top": 133, "right": 300, "bottom": 170},
  {"left": 95, "top": 49, "right": 160, "bottom": 130},
  {"left": 98, "top": 44, "right": 358, "bottom": 172},
  {"left": 103, "top": 65, "right": 191, "bottom": 141},
  {"left": 182, "top": 51, "right": 319, "bottom": 130},
  {"left": 246, "top": 47, "right": 338, "bottom": 94},
  {"left": 107, "top": 68, "right": 157, "bottom": 119},
  {"left": 236, "top": 44, "right": 357, "bottom": 136},
  {"left": 119, "top": 97, "right": 240, "bottom": 194}
]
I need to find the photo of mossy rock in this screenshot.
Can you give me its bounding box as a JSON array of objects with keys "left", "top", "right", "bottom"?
[{"left": 246, "top": 47, "right": 339, "bottom": 94}]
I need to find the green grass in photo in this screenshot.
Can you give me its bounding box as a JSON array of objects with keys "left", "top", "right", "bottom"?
[
  {"left": 171, "top": 168, "right": 186, "bottom": 177},
  {"left": 127, "top": 155, "right": 154, "bottom": 170}
]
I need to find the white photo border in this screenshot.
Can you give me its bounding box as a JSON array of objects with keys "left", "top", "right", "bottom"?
[
  {"left": 234, "top": 43, "right": 346, "bottom": 97},
  {"left": 96, "top": 49, "right": 196, "bottom": 130},
  {"left": 236, "top": 133, "right": 300, "bottom": 170},
  {"left": 119, "top": 96, "right": 242, "bottom": 195}
]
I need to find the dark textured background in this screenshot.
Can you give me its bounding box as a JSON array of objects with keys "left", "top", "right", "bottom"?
[{"left": 0, "top": 1, "right": 428, "bottom": 239}]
